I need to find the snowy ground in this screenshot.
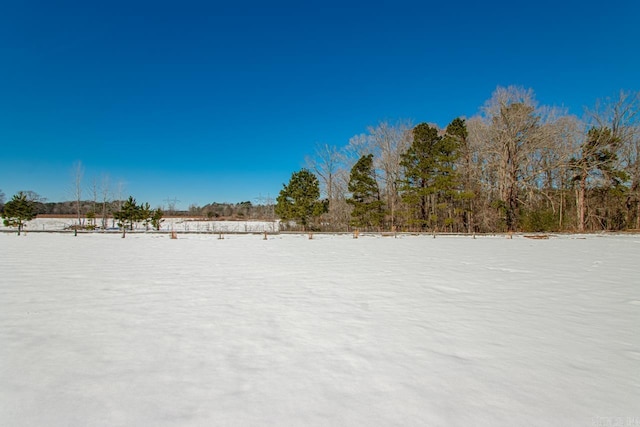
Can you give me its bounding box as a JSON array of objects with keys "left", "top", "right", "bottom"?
[
  {"left": 1, "top": 232, "right": 638, "bottom": 426},
  {"left": 1, "top": 218, "right": 279, "bottom": 233}
]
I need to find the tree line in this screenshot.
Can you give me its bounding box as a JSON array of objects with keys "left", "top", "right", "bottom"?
[
  {"left": 0, "top": 184, "right": 277, "bottom": 236},
  {"left": 0, "top": 191, "right": 164, "bottom": 237},
  {"left": 3, "top": 198, "right": 271, "bottom": 220},
  {"left": 3, "top": 86, "right": 638, "bottom": 235},
  {"left": 0, "top": 190, "right": 277, "bottom": 236},
  {"left": 277, "top": 86, "right": 640, "bottom": 233}
]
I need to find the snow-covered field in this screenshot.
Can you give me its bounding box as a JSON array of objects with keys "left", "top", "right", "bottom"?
[
  {"left": 1, "top": 218, "right": 279, "bottom": 233},
  {"left": 1, "top": 232, "right": 638, "bottom": 426}
]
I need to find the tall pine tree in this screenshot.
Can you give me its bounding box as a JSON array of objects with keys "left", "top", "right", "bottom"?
[
  {"left": 400, "top": 123, "right": 460, "bottom": 231},
  {"left": 347, "top": 154, "right": 386, "bottom": 229},
  {"left": 443, "top": 118, "right": 474, "bottom": 232},
  {"left": 275, "top": 169, "right": 327, "bottom": 230}
]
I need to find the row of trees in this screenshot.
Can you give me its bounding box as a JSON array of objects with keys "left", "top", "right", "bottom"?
[
  {"left": 4, "top": 86, "right": 638, "bottom": 234},
  {"left": 188, "top": 201, "right": 275, "bottom": 220},
  {"left": 48, "top": 162, "right": 277, "bottom": 221},
  {"left": 0, "top": 191, "right": 163, "bottom": 237},
  {"left": 280, "top": 87, "right": 639, "bottom": 232},
  {"left": 8, "top": 198, "right": 270, "bottom": 220},
  {"left": 113, "top": 196, "right": 164, "bottom": 237}
]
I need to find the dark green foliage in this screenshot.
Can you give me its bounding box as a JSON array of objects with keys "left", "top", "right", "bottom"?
[
  {"left": 571, "top": 126, "right": 629, "bottom": 231},
  {"left": 520, "top": 208, "right": 557, "bottom": 232},
  {"left": 347, "top": 154, "right": 386, "bottom": 229},
  {"left": 151, "top": 208, "right": 164, "bottom": 231},
  {"left": 444, "top": 118, "right": 468, "bottom": 144},
  {"left": 2, "top": 192, "right": 36, "bottom": 235},
  {"left": 140, "top": 202, "right": 152, "bottom": 230},
  {"left": 571, "top": 127, "right": 627, "bottom": 188},
  {"left": 275, "top": 169, "right": 327, "bottom": 229},
  {"left": 113, "top": 196, "right": 143, "bottom": 237},
  {"left": 106, "top": 197, "right": 159, "bottom": 236},
  {"left": 400, "top": 123, "right": 460, "bottom": 230},
  {"left": 443, "top": 118, "right": 475, "bottom": 232}
]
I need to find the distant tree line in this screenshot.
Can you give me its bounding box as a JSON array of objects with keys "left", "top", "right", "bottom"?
[
  {"left": 2, "top": 162, "right": 276, "bottom": 235},
  {"left": 279, "top": 86, "right": 640, "bottom": 233},
  {"left": 7, "top": 199, "right": 272, "bottom": 220},
  {"left": 0, "top": 191, "right": 165, "bottom": 236},
  {"left": 0, "top": 186, "right": 275, "bottom": 235},
  {"left": 193, "top": 201, "right": 275, "bottom": 220}
]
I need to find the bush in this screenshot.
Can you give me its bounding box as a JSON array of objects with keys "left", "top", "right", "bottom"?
[{"left": 520, "top": 209, "right": 557, "bottom": 232}]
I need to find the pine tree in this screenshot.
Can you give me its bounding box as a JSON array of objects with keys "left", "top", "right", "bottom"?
[
  {"left": 571, "top": 126, "right": 627, "bottom": 231},
  {"left": 2, "top": 192, "right": 36, "bottom": 235},
  {"left": 151, "top": 208, "right": 164, "bottom": 231},
  {"left": 275, "top": 169, "right": 328, "bottom": 230},
  {"left": 113, "top": 196, "right": 141, "bottom": 238},
  {"left": 140, "top": 202, "right": 152, "bottom": 230},
  {"left": 444, "top": 118, "right": 474, "bottom": 232},
  {"left": 347, "top": 154, "right": 386, "bottom": 229},
  {"left": 400, "top": 123, "right": 460, "bottom": 230}
]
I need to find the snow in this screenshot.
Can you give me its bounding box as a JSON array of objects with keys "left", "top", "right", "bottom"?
[
  {"left": 2, "top": 218, "right": 279, "bottom": 233},
  {"left": 1, "top": 232, "right": 638, "bottom": 426}
]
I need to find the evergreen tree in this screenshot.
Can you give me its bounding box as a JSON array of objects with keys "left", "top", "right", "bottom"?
[
  {"left": 571, "top": 126, "right": 627, "bottom": 231},
  {"left": 347, "top": 154, "right": 386, "bottom": 229},
  {"left": 140, "top": 202, "right": 152, "bottom": 230},
  {"left": 275, "top": 169, "right": 328, "bottom": 230},
  {"left": 400, "top": 123, "right": 460, "bottom": 230},
  {"left": 2, "top": 192, "right": 36, "bottom": 235},
  {"left": 151, "top": 208, "right": 164, "bottom": 231},
  {"left": 443, "top": 118, "right": 475, "bottom": 232},
  {"left": 113, "top": 196, "right": 141, "bottom": 238}
]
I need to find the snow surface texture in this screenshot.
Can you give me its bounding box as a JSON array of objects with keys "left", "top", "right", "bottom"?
[{"left": 1, "top": 233, "right": 638, "bottom": 426}]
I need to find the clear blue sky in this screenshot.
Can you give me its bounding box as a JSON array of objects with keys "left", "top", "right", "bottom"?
[{"left": 1, "top": 0, "right": 638, "bottom": 209}]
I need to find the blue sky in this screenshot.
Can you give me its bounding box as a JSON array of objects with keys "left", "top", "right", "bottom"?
[{"left": 1, "top": 0, "right": 638, "bottom": 209}]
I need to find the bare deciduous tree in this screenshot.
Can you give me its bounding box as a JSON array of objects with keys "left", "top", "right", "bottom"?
[
  {"left": 305, "top": 143, "right": 353, "bottom": 230},
  {"left": 542, "top": 114, "right": 582, "bottom": 229},
  {"left": 366, "top": 120, "right": 413, "bottom": 230},
  {"left": 473, "top": 86, "right": 544, "bottom": 231},
  {"left": 305, "top": 143, "right": 341, "bottom": 206},
  {"left": 100, "top": 174, "right": 111, "bottom": 230}
]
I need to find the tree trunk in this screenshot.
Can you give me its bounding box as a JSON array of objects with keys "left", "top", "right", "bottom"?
[
  {"left": 577, "top": 174, "right": 587, "bottom": 232},
  {"left": 559, "top": 189, "right": 564, "bottom": 230}
]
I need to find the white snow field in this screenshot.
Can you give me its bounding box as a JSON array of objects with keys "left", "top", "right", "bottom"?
[
  {"left": 1, "top": 232, "right": 638, "bottom": 426},
  {"left": 1, "top": 218, "right": 280, "bottom": 233}
]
